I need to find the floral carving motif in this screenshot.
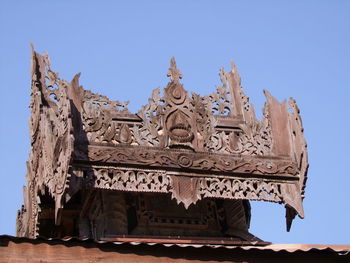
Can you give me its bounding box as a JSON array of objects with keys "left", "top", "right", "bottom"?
[
  {"left": 73, "top": 166, "right": 301, "bottom": 214},
  {"left": 82, "top": 90, "right": 131, "bottom": 144},
  {"left": 204, "top": 68, "right": 233, "bottom": 115},
  {"left": 82, "top": 167, "right": 170, "bottom": 193},
  {"left": 208, "top": 105, "right": 272, "bottom": 156},
  {"left": 85, "top": 145, "right": 298, "bottom": 176}
]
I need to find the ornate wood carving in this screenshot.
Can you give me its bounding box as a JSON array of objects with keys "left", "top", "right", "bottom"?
[
  {"left": 17, "top": 46, "right": 75, "bottom": 237},
  {"left": 17, "top": 47, "right": 308, "bottom": 239},
  {"left": 70, "top": 165, "right": 301, "bottom": 215},
  {"left": 84, "top": 145, "right": 298, "bottom": 176}
]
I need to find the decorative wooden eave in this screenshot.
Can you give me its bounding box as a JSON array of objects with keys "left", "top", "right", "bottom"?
[{"left": 17, "top": 46, "right": 308, "bottom": 238}]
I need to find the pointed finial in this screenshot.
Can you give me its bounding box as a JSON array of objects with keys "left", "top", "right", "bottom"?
[
  {"left": 30, "top": 42, "right": 35, "bottom": 54},
  {"left": 30, "top": 43, "right": 35, "bottom": 77},
  {"left": 230, "top": 60, "right": 238, "bottom": 74},
  {"left": 230, "top": 60, "right": 241, "bottom": 84},
  {"left": 167, "top": 57, "right": 183, "bottom": 82}
]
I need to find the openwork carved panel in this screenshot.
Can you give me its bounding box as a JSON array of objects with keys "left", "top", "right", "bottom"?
[
  {"left": 70, "top": 166, "right": 301, "bottom": 215},
  {"left": 17, "top": 47, "right": 308, "bottom": 239}
]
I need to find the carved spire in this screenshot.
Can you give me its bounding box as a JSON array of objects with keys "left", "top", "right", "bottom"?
[{"left": 167, "top": 57, "right": 183, "bottom": 82}]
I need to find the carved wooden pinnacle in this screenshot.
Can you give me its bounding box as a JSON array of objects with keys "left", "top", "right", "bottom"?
[{"left": 167, "top": 57, "right": 183, "bottom": 82}]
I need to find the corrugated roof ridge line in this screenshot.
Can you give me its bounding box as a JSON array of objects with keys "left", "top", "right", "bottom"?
[{"left": 1, "top": 235, "right": 349, "bottom": 253}]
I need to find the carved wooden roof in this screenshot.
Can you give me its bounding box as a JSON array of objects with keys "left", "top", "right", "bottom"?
[{"left": 17, "top": 46, "right": 308, "bottom": 238}]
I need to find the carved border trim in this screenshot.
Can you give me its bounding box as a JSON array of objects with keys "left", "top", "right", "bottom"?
[
  {"left": 71, "top": 165, "right": 302, "bottom": 217},
  {"left": 82, "top": 145, "right": 299, "bottom": 177}
]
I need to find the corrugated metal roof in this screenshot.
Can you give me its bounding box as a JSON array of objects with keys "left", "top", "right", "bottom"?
[
  {"left": 1, "top": 235, "right": 349, "bottom": 254},
  {"left": 238, "top": 244, "right": 350, "bottom": 253}
]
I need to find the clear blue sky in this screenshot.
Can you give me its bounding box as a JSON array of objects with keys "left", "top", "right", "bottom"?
[{"left": 1, "top": 0, "right": 349, "bottom": 244}]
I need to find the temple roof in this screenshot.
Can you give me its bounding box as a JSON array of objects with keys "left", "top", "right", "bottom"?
[{"left": 17, "top": 46, "right": 308, "bottom": 239}]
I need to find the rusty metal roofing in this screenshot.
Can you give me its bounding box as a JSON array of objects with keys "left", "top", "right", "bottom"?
[{"left": 1, "top": 235, "right": 349, "bottom": 255}]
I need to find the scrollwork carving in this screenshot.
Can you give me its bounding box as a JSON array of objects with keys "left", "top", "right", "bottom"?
[
  {"left": 74, "top": 166, "right": 301, "bottom": 215},
  {"left": 204, "top": 68, "right": 232, "bottom": 115},
  {"left": 136, "top": 88, "right": 163, "bottom": 146},
  {"left": 82, "top": 90, "right": 131, "bottom": 144},
  {"left": 21, "top": 47, "right": 75, "bottom": 235},
  {"left": 79, "top": 167, "right": 170, "bottom": 193},
  {"left": 85, "top": 145, "right": 298, "bottom": 176},
  {"left": 237, "top": 104, "right": 272, "bottom": 156}
]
